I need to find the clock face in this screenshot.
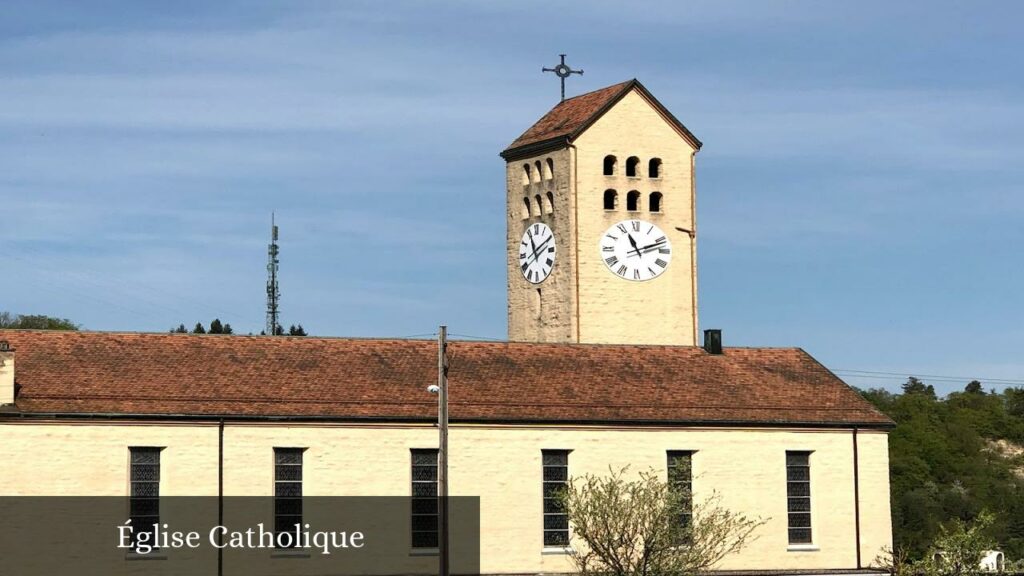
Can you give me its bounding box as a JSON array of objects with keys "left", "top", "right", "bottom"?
[
  {"left": 518, "top": 223, "right": 556, "bottom": 284},
  {"left": 599, "top": 219, "right": 672, "bottom": 281}
]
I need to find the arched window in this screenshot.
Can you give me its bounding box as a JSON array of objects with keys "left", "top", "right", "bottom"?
[
  {"left": 627, "top": 190, "right": 640, "bottom": 211},
  {"left": 535, "top": 161, "right": 543, "bottom": 183},
  {"left": 603, "top": 155, "right": 617, "bottom": 176},
  {"left": 626, "top": 157, "right": 640, "bottom": 177},
  {"left": 522, "top": 164, "right": 532, "bottom": 186},
  {"left": 649, "top": 158, "right": 662, "bottom": 179},
  {"left": 545, "top": 191, "right": 554, "bottom": 214},
  {"left": 523, "top": 197, "right": 532, "bottom": 218},
  {"left": 534, "top": 194, "right": 543, "bottom": 215},
  {"left": 545, "top": 158, "right": 554, "bottom": 180},
  {"left": 603, "top": 189, "right": 618, "bottom": 210},
  {"left": 649, "top": 192, "right": 663, "bottom": 213}
]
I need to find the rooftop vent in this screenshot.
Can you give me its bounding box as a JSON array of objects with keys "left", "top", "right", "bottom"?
[{"left": 703, "top": 329, "right": 722, "bottom": 355}]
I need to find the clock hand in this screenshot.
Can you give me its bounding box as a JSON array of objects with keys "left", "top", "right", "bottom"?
[
  {"left": 527, "top": 236, "right": 552, "bottom": 265},
  {"left": 626, "top": 233, "right": 641, "bottom": 258},
  {"left": 628, "top": 239, "right": 668, "bottom": 258}
]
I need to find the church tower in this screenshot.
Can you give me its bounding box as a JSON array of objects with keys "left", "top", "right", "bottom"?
[{"left": 501, "top": 79, "right": 702, "bottom": 346}]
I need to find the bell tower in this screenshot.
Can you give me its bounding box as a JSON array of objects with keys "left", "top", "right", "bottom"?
[{"left": 501, "top": 79, "right": 702, "bottom": 346}]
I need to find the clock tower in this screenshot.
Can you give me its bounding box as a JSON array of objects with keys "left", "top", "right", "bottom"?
[{"left": 500, "top": 79, "right": 701, "bottom": 346}]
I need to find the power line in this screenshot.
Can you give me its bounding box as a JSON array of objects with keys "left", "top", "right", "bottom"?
[{"left": 832, "top": 368, "right": 1024, "bottom": 386}]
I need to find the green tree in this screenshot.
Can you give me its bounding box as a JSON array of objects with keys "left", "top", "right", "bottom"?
[
  {"left": 288, "top": 324, "right": 307, "bottom": 336},
  {"left": 170, "top": 324, "right": 187, "bottom": 333},
  {"left": 0, "top": 312, "right": 79, "bottom": 330},
  {"left": 557, "top": 467, "right": 765, "bottom": 576},
  {"left": 1005, "top": 388, "right": 1024, "bottom": 418},
  {"left": 192, "top": 322, "right": 206, "bottom": 334},
  {"left": 964, "top": 381, "right": 983, "bottom": 395},
  {"left": 925, "top": 511, "right": 997, "bottom": 576},
  {"left": 209, "top": 319, "right": 224, "bottom": 334}
]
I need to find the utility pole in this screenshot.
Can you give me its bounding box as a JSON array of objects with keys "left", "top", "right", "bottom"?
[{"left": 437, "top": 325, "right": 449, "bottom": 576}]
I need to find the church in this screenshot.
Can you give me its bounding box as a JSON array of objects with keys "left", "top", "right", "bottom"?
[{"left": 0, "top": 79, "right": 893, "bottom": 576}]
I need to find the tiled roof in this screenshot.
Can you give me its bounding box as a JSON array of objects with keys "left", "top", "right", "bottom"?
[
  {"left": 501, "top": 79, "right": 702, "bottom": 158},
  {"left": 0, "top": 330, "right": 892, "bottom": 428}
]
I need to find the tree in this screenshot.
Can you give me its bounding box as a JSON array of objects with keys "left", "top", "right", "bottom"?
[
  {"left": 209, "top": 319, "right": 224, "bottom": 334},
  {"left": 192, "top": 322, "right": 206, "bottom": 334},
  {"left": 0, "top": 312, "right": 79, "bottom": 331},
  {"left": 557, "top": 467, "right": 765, "bottom": 576},
  {"left": 1005, "top": 388, "right": 1024, "bottom": 418},
  {"left": 288, "top": 324, "right": 307, "bottom": 336},
  {"left": 964, "top": 381, "right": 983, "bottom": 395},
  {"left": 170, "top": 324, "right": 187, "bottom": 333},
  {"left": 222, "top": 323, "right": 233, "bottom": 335},
  {"left": 925, "top": 511, "right": 997, "bottom": 576},
  {"left": 903, "top": 377, "right": 937, "bottom": 399}
]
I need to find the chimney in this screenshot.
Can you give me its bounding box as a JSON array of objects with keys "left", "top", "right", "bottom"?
[
  {"left": 0, "top": 341, "right": 13, "bottom": 405},
  {"left": 703, "top": 329, "right": 722, "bottom": 355}
]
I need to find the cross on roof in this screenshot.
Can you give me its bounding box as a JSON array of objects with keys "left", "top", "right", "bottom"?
[{"left": 542, "top": 54, "right": 583, "bottom": 102}]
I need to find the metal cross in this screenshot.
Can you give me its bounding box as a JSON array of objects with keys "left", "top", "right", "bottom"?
[{"left": 543, "top": 54, "right": 583, "bottom": 102}]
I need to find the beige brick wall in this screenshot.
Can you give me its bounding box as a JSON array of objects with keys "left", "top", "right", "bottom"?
[
  {"left": 506, "top": 88, "right": 699, "bottom": 345},
  {"left": 0, "top": 420, "right": 891, "bottom": 573}
]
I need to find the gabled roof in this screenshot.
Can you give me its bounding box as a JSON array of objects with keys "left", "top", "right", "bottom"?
[
  {"left": 0, "top": 330, "right": 892, "bottom": 428},
  {"left": 500, "top": 79, "right": 702, "bottom": 161}
]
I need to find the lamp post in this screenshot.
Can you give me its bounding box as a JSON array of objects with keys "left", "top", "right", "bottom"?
[{"left": 428, "top": 326, "right": 450, "bottom": 576}]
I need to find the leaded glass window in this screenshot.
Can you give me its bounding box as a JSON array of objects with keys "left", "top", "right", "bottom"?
[
  {"left": 542, "top": 450, "right": 570, "bottom": 547},
  {"left": 667, "top": 451, "right": 694, "bottom": 530},
  {"left": 411, "top": 449, "right": 439, "bottom": 548},
  {"left": 786, "top": 451, "right": 812, "bottom": 544},
  {"left": 129, "top": 447, "right": 161, "bottom": 549},
  {"left": 274, "top": 448, "right": 304, "bottom": 547}
]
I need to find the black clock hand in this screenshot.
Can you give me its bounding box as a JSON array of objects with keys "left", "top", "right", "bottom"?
[
  {"left": 527, "top": 236, "right": 552, "bottom": 265},
  {"left": 626, "top": 233, "right": 641, "bottom": 258},
  {"left": 629, "top": 239, "right": 668, "bottom": 257}
]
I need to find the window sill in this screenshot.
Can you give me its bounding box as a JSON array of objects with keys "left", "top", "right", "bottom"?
[
  {"left": 410, "top": 548, "right": 439, "bottom": 556},
  {"left": 787, "top": 544, "right": 820, "bottom": 552},
  {"left": 542, "top": 546, "right": 574, "bottom": 555},
  {"left": 271, "top": 550, "right": 311, "bottom": 559}
]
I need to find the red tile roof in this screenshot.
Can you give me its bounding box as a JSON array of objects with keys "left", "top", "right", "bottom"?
[
  {"left": 501, "top": 79, "right": 702, "bottom": 159},
  {"left": 0, "top": 330, "right": 892, "bottom": 428}
]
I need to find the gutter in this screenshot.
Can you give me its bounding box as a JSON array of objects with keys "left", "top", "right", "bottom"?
[{"left": 0, "top": 410, "right": 896, "bottom": 430}]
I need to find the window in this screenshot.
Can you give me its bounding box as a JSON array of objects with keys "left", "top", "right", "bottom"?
[
  {"left": 274, "top": 448, "right": 304, "bottom": 547},
  {"left": 129, "top": 447, "right": 161, "bottom": 548},
  {"left": 603, "top": 155, "right": 616, "bottom": 176},
  {"left": 411, "top": 449, "right": 439, "bottom": 549},
  {"left": 626, "top": 191, "right": 640, "bottom": 211},
  {"left": 650, "top": 192, "right": 663, "bottom": 213},
  {"left": 545, "top": 191, "right": 554, "bottom": 215},
  {"left": 786, "top": 451, "right": 812, "bottom": 544},
  {"left": 522, "top": 164, "right": 532, "bottom": 186},
  {"left": 535, "top": 161, "right": 543, "bottom": 183},
  {"left": 667, "top": 451, "right": 693, "bottom": 530},
  {"left": 626, "top": 156, "right": 640, "bottom": 177},
  {"left": 545, "top": 158, "right": 554, "bottom": 180},
  {"left": 522, "top": 197, "right": 531, "bottom": 219},
  {"left": 603, "top": 189, "right": 618, "bottom": 210},
  {"left": 542, "top": 450, "right": 570, "bottom": 547},
  {"left": 649, "top": 158, "right": 662, "bottom": 178}
]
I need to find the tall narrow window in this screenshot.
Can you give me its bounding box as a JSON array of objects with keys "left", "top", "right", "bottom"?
[
  {"left": 626, "top": 191, "right": 641, "bottom": 211},
  {"left": 649, "top": 158, "right": 662, "bottom": 178},
  {"left": 603, "top": 155, "right": 616, "bottom": 176},
  {"left": 650, "top": 192, "right": 663, "bottom": 213},
  {"left": 522, "top": 164, "right": 532, "bottom": 186},
  {"left": 603, "top": 189, "right": 618, "bottom": 210},
  {"left": 411, "top": 449, "right": 439, "bottom": 549},
  {"left": 626, "top": 156, "right": 640, "bottom": 177},
  {"left": 542, "top": 450, "right": 570, "bottom": 547},
  {"left": 522, "top": 197, "right": 532, "bottom": 219},
  {"left": 534, "top": 194, "right": 543, "bottom": 216},
  {"left": 667, "top": 451, "right": 693, "bottom": 530},
  {"left": 535, "top": 161, "right": 543, "bottom": 183},
  {"left": 129, "top": 447, "right": 161, "bottom": 548},
  {"left": 786, "top": 451, "right": 812, "bottom": 544},
  {"left": 275, "top": 448, "right": 304, "bottom": 547},
  {"left": 545, "top": 158, "right": 554, "bottom": 180},
  {"left": 545, "top": 191, "right": 555, "bottom": 215}
]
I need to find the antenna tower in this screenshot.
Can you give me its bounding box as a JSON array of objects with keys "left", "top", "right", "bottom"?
[{"left": 266, "top": 213, "right": 280, "bottom": 335}]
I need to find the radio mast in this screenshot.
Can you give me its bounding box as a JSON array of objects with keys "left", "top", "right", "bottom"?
[{"left": 266, "top": 213, "right": 280, "bottom": 336}]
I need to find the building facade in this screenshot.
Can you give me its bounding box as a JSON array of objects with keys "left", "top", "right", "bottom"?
[{"left": 0, "top": 79, "right": 894, "bottom": 576}]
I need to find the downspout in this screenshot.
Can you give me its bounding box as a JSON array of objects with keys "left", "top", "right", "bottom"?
[
  {"left": 218, "top": 418, "right": 224, "bottom": 576},
  {"left": 569, "top": 142, "right": 581, "bottom": 343},
  {"left": 853, "top": 426, "right": 862, "bottom": 569}
]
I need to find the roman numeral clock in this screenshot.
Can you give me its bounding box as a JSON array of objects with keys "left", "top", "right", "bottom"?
[
  {"left": 600, "top": 219, "right": 672, "bottom": 281},
  {"left": 519, "top": 223, "right": 556, "bottom": 284}
]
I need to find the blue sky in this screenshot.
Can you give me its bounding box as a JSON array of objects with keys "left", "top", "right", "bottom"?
[{"left": 2, "top": 1, "right": 1023, "bottom": 394}]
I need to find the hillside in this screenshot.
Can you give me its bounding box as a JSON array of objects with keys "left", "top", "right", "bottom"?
[{"left": 860, "top": 381, "right": 1024, "bottom": 560}]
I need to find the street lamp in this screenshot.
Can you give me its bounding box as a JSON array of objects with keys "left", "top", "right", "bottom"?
[{"left": 427, "top": 325, "right": 449, "bottom": 576}]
